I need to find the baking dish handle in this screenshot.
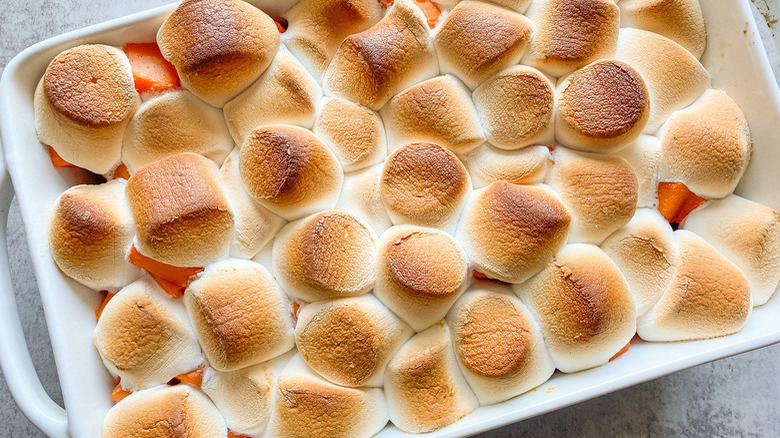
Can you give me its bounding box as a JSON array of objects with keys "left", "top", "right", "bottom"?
[{"left": 0, "top": 163, "right": 69, "bottom": 437}]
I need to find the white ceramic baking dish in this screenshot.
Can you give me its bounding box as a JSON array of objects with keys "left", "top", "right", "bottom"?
[{"left": 0, "top": 1, "right": 778, "bottom": 437}]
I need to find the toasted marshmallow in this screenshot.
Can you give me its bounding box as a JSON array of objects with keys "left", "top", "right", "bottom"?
[
  {"left": 473, "top": 66, "right": 555, "bottom": 150},
  {"left": 34, "top": 44, "right": 139, "bottom": 174},
  {"left": 273, "top": 210, "right": 378, "bottom": 302},
  {"left": 638, "top": 230, "right": 752, "bottom": 341},
  {"left": 514, "top": 244, "right": 636, "bottom": 373},
  {"left": 547, "top": 148, "right": 638, "bottom": 244},
  {"left": 614, "top": 28, "right": 710, "bottom": 132},
  {"left": 218, "top": 149, "right": 285, "bottom": 259},
  {"left": 465, "top": 144, "right": 551, "bottom": 189},
  {"left": 522, "top": 0, "right": 620, "bottom": 77},
  {"left": 658, "top": 90, "right": 751, "bottom": 199},
  {"left": 157, "top": 0, "right": 280, "bottom": 107},
  {"left": 223, "top": 48, "right": 321, "bottom": 144},
  {"left": 202, "top": 351, "right": 294, "bottom": 436},
  {"left": 458, "top": 182, "right": 571, "bottom": 283},
  {"left": 122, "top": 90, "right": 233, "bottom": 173},
  {"left": 323, "top": 0, "right": 439, "bottom": 110},
  {"left": 435, "top": 0, "right": 532, "bottom": 12},
  {"left": 93, "top": 277, "right": 203, "bottom": 390},
  {"left": 296, "top": 295, "right": 414, "bottom": 387},
  {"left": 103, "top": 385, "right": 226, "bottom": 438},
  {"left": 49, "top": 180, "right": 140, "bottom": 291},
  {"left": 385, "top": 323, "right": 479, "bottom": 434},
  {"left": 485, "top": 0, "right": 532, "bottom": 12},
  {"left": 601, "top": 209, "right": 678, "bottom": 317},
  {"left": 619, "top": 0, "right": 706, "bottom": 58},
  {"left": 313, "top": 97, "right": 387, "bottom": 172},
  {"left": 126, "top": 153, "right": 234, "bottom": 267},
  {"left": 239, "top": 125, "right": 343, "bottom": 221},
  {"left": 336, "top": 164, "right": 393, "bottom": 234},
  {"left": 555, "top": 60, "right": 650, "bottom": 153},
  {"left": 684, "top": 196, "right": 780, "bottom": 307},
  {"left": 435, "top": 1, "right": 533, "bottom": 89},
  {"left": 374, "top": 225, "right": 470, "bottom": 332},
  {"left": 446, "top": 286, "right": 555, "bottom": 405},
  {"left": 615, "top": 135, "right": 661, "bottom": 208},
  {"left": 380, "top": 142, "right": 471, "bottom": 231},
  {"left": 185, "top": 259, "right": 295, "bottom": 371},
  {"left": 380, "top": 75, "right": 485, "bottom": 155},
  {"left": 284, "top": 0, "right": 384, "bottom": 75},
  {"left": 266, "top": 355, "right": 388, "bottom": 438}
]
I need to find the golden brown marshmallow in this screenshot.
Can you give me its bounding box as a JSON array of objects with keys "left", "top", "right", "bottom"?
[
  {"left": 380, "top": 142, "right": 471, "bottom": 231},
  {"left": 312, "top": 97, "right": 387, "bottom": 172},
  {"left": 446, "top": 286, "right": 555, "bottom": 405},
  {"left": 93, "top": 277, "right": 203, "bottom": 390},
  {"left": 238, "top": 125, "right": 343, "bottom": 221},
  {"left": 283, "top": 0, "right": 384, "bottom": 75},
  {"left": 601, "top": 209, "right": 678, "bottom": 317},
  {"left": 546, "top": 148, "right": 639, "bottom": 244},
  {"left": 472, "top": 66, "right": 555, "bottom": 150},
  {"left": 157, "top": 0, "right": 280, "bottom": 107},
  {"left": 684, "top": 196, "right": 780, "bottom": 307},
  {"left": 514, "top": 244, "right": 636, "bottom": 373},
  {"left": 384, "top": 323, "right": 479, "bottom": 434},
  {"left": 125, "top": 153, "right": 234, "bottom": 267},
  {"left": 103, "top": 385, "right": 227, "bottom": 438},
  {"left": 658, "top": 89, "right": 751, "bottom": 199},
  {"left": 380, "top": 75, "right": 485, "bottom": 155},
  {"left": 295, "top": 295, "right": 413, "bottom": 387},
  {"left": 265, "top": 355, "right": 388, "bottom": 438},
  {"left": 122, "top": 90, "right": 233, "bottom": 173},
  {"left": 522, "top": 0, "right": 620, "bottom": 77},
  {"left": 322, "top": 0, "right": 439, "bottom": 110},
  {"left": 223, "top": 49, "right": 321, "bottom": 145},
  {"left": 34, "top": 44, "right": 139, "bottom": 174},
  {"left": 184, "top": 259, "right": 295, "bottom": 371},
  {"left": 49, "top": 180, "right": 140, "bottom": 291},
  {"left": 619, "top": 0, "right": 706, "bottom": 58},
  {"left": 638, "top": 230, "right": 752, "bottom": 341},
  {"left": 435, "top": 1, "right": 533, "bottom": 89},
  {"left": 555, "top": 60, "right": 650, "bottom": 153},
  {"left": 374, "top": 225, "right": 470, "bottom": 332},
  {"left": 465, "top": 144, "right": 551, "bottom": 189},
  {"left": 272, "top": 210, "right": 378, "bottom": 302},
  {"left": 457, "top": 182, "right": 571, "bottom": 283},
  {"left": 614, "top": 28, "right": 710, "bottom": 132}
]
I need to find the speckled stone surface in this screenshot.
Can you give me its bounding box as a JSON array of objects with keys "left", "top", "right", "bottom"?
[{"left": 0, "top": 1, "right": 778, "bottom": 437}]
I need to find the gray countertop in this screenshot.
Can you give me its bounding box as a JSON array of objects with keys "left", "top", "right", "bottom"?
[{"left": 1, "top": 1, "right": 778, "bottom": 436}]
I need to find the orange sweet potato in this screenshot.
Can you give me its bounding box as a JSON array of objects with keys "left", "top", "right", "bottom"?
[
  {"left": 128, "top": 245, "right": 203, "bottom": 298},
  {"left": 609, "top": 341, "right": 631, "bottom": 361},
  {"left": 657, "top": 182, "right": 690, "bottom": 222},
  {"left": 124, "top": 43, "right": 180, "bottom": 93},
  {"left": 48, "top": 147, "right": 78, "bottom": 168},
  {"left": 378, "top": 0, "right": 441, "bottom": 28},
  {"left": 175, "top": 367, "right": 204, "bottom": 388},
  {"left": 95, "top": 292, "right": 115, "bottom": 322},
  {"left": 111, "top": 382, "right": 132, "bottom": 403}
]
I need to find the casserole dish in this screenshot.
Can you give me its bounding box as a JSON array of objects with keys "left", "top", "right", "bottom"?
[{"left": 0, "top": 0, "right": 778, "bottom": 436}]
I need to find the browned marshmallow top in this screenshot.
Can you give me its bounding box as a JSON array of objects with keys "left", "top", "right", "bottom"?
[
  {"left": 239, "top": 125, "right": 342, "bottom": 218},
  {"left": 380, "top": 142, "right": 470, "bottom": 228},
  {"left": 126, "top": 153, "right": 233, "bottom": 267},
  {"left": 557, "top": 60, "right": 649, "bottom": 150},
  {"left": 459, "top": 182, "right": 571, "bottom": 283},
  {"left": 43, "top": 45, "right": 136, "bottom": 127},
  {"left": 157, "top": 0, "right": 280, "bottom": 105}
]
